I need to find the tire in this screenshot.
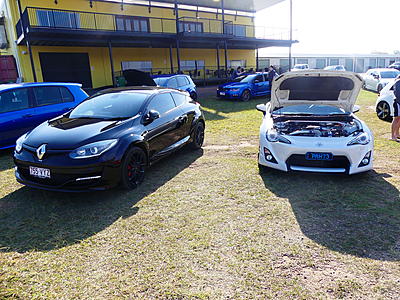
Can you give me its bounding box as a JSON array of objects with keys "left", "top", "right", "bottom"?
[
  {"left": 377, "top": 84, "right": 383, "bottom": 93},
  {"left": 120, "top": 146, "right": 147, "bottom": 190},
  {"left": 376, "top": 101, "right": 392, "bottom": 122},
  {"left": 258, "top": 163, "right": 268, "bottom": 173},
  {"left": 189, "top": 121, "right": 205, "bottom": 150},
  {"left": 190, "top": 92, "right": 198, "bottom": 101},
  {"left": 241, "top": 90, "right": 251, "bottom": 102}
]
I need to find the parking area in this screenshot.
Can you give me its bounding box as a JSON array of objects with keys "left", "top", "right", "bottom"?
[{"left": 1, "top": 87, "right": 400, "bottom": 298}]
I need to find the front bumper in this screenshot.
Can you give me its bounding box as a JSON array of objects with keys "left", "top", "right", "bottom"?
[
  {"left": 14, "top": 146, "right": 122, "bottom": 192},
  {"left": 217, "top": 89, "right": 242, "bottom": 99},
  {"left": 258, "top": 136, "right": 373, "bottom": 175}
]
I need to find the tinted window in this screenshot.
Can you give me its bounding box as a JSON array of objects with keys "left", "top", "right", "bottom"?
[
  {"left": 380, "top": 71, "right": 400, "bottom": 79},
  {"left": 0, "top": 88, "right": 30, "bottom": 113},
  {"left": 153, "top": 77, "right": 168, "bottom": 87},
  {"left": 254, "top": 75, "right": 264, "bottom": 82},
  {"left": 60, "top": 87, "right": 74, "bottom": 102},
  {"left": 280, "top": 77, "right": 354, "bottom": 101},
  {"left": 168, "top": 78, "right": 178, "bottom": 89},
  {"left": 70, "top": 92, "right": 148, "bottom": 119},
  {"left": 177, "top": 76, "right": 187, "bottom": 87},
  {"left": 34, "top": 86, "right": 63, "bottom": 106},
  {"left": 147, "top": 93, "right": 176, "bottom": 115},
  {"left": 171, "top": 93, "right": 187, "bottom": 106}
]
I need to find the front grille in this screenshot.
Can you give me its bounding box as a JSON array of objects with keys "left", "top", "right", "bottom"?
[{"left": 286, "top": 154, "right": 350, "bottom": 169}]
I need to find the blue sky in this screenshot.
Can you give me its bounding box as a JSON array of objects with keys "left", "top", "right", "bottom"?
[{"left": 256, "top": 0, "right": 400, "bottom": 55}]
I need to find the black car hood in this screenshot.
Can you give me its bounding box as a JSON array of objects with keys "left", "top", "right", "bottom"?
[{"left": 24, "top": 117, "right": 127, "bottom": 150}]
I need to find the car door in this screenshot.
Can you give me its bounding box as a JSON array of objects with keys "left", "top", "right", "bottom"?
[
  {"left": 31, "top": 86, "right": 75, "bottom": 125},
  {"left": 143, "top": 92, "right": 184, "bottom": 160},
  {"left": 171, "top": 92, "right": 192, "bottom": 138},
  {"left": 253, "top": 74, "right": 266, "bottom": 96},
  {"left": 365, "top": 70, "right": 373, "bottom": 89},
  {"left": 0, "top": 87, "right": 35, "bottom": 148},
  {"left": 371, "top": 71, "right": 380, "bottom": 91}
]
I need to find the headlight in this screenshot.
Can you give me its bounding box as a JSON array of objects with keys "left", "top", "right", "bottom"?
[
  {"left": 229, "top": 88, "right": 240, "bottom": 92},
  {"left": 347, "top": 132, "right": 370, "bottom": 146},
  {"left": 266, "top": 129, "right": 291, "bottom": 144},
  {"left": 15, "top": 133, "right": 28, "bottom": 153},
  {"left": 69, "top": 139, "right": 118, "bottom": 159}
]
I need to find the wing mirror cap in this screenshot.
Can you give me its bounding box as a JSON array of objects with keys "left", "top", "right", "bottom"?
[
  {"left": 256, "top": 103, "right": 267, "bottom": 115},
  {"left": 143, "top": 110, "right": 160, "bottom": 124},
  {"left": 352, "top": 105, "right": 360, "bottom": 113}
]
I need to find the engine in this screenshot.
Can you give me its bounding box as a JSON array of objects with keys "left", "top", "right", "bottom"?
[{"left": 273, "top": 120, "right": 361, "bottom": 137}]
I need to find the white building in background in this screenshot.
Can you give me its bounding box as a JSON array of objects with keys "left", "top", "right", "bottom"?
[{"left": 259, "top": 53, "right": 400, "bottom": 73}]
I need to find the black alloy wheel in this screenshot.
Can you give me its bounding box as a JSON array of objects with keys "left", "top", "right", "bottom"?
[
  {"left": 190, "top": 122, "right": 205, "bottom": 149},
  {"left": 376, "top": 101, "right": 392, "bottom": 122},
  {"left": 241, "top": 90, "right": 251, "bottom": 102},
  {"left": 121, "top": 147, "right": 147, "bottom": 190}
]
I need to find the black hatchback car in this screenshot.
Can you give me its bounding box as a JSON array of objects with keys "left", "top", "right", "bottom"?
[{"left": 13, "top": 87, "right": 205, "bottom": 191}]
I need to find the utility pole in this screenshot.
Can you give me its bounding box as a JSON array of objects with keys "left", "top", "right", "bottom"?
[{"left": 288, "top": 0, "right": 293, "bottom": 71}]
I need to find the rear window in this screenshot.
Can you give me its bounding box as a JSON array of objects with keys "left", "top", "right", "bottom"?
[
  {"left": 280, "top": 77, "right": 355, "bottom": 101},
  {"left": 0, "top": 88, "right": 30, "bottom": 113},
  {"left": 177, "top": 76, "right": 188, "bottom": 87},
  {"left": 171, "top": 92, "right": 187, "bottom": 106},
  {"left": 34, "top": 86, "right": 63, "bottom": 106},
  {"left": 60, "top": 87, "right": 74, "bottom": 102}
]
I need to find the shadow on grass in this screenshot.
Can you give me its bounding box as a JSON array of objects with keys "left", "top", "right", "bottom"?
[
  {"left": 0, "top": 148, "right": 203, "bottom": 253},
  {"left": 0, "top": 149, "right": 14, "bottom": 172},
  {"left": 260, "top": 169, "right": 400, "bottom": 261}
]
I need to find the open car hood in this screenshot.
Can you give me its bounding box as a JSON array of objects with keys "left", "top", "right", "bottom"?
[{"left": 270, "top": 70, "right": 363, "bottom": 112}]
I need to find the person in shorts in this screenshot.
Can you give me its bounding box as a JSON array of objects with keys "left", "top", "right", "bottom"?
[{"left": 392, "top": 75, "right": 400, "bottom": 141}]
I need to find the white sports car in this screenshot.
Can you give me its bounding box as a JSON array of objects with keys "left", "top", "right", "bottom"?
[{"left": 257, "top": 70, "right": 373, "bottom": 175}]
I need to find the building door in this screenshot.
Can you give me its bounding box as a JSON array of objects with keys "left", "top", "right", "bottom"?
[
  {"left": 39, "top": 53, "right": 93, "bottom": 88},
  {"left": 355, "top": 58, "right": 364, "bottom": 73},
  {"left": 345, "top": 59, "right": 354, "bottom": 72}
]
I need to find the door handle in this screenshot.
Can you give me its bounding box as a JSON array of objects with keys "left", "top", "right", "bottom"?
[{"left": 22, "top": 114, "right": 33, "bottom": 118}]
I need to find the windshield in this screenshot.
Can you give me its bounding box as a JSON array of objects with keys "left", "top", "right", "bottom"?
[
  {"left": 380, "top": 70, "right": 400, "bottom": 79},
  {"left": 273, "top": 104, "right": 349, "bottom": 116},
  {"left": 153, "top": 77, "right": 168, "bottom": 86},
  {"left": 69, "top": 92, "right": 148, "bottom": 119},
  {"left": 232, "top": 75, "right": 255, "bottom": 83}
]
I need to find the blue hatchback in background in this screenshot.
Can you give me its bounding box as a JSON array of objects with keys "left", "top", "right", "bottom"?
[
  {"left": 153, "top": 74, "right": 197, "bottom": 100},
  {"left": 217, "top": 73, "right": 271, "bottom": 101},
  {"left": 0, "top": 83, "right": 88, "bottom": 150}
]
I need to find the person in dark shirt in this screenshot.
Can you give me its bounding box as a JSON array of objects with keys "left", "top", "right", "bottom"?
[
  {"left": 392, "top": 75, "right": 400, "bottom": 141},
  {"left": 267, "top": 66, "right": 278, "bottom": 89},
  {"left": 231, "top": 66, "right": 242, "bottom": 79}
]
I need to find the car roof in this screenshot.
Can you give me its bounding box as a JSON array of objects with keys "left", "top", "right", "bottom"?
[
  {"left": 0, "top": 82, "right": 82, "bottom": 92},
  {"left": 152, "top": 74, "right": 190, "bottom": 79},
  {"left": 369, "top": 68, "right": 399, "bottom": 72},
  {"left": 96, "top": 86, "right": 185, "bottom": 95}
]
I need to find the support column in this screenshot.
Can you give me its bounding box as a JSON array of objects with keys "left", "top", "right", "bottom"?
[
  {"left": 169, "top": 44, "right": 174, "bottom": 73},
  {"left": 288, "top": 0, "right": 293, "bottom": 71},
  {"left": 174, "top": 0, "right": 181, "bottom": 72},
  {"left": 256, "top": 48, "right": 259, "bottom": 71},
  {"left": 224, "top": 40, "right": 228, "bottom": 75},
  {"left": 17, "top": 0, "right": 37, "bottom": 82},
  {"left": 216, "top": 44, "right": 220, "bottom": 78},
  {"left": 108, "top": 41, "right": 116, "bottom": 87},
  {"left": 221, "top": 0, "right": 225, "bottom": 34}
]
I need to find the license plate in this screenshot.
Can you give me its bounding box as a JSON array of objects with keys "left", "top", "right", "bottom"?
[
  {"left": 29, "top": 166, "right": 51, "bottom": 179},
  {"left": 219, "top": 92, "right": 226, "bottom": 95},
  {"left": 305, "top": 152, "right": 333, "bottom": 161}
]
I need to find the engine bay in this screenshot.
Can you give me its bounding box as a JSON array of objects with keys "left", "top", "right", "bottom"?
[{"left": 273, "top": 118, "right": 362, "bottom": 137}]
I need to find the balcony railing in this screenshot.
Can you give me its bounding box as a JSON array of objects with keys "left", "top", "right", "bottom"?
[
  {"left": 17, "top": 7, "right": 291, "bottom": 41},
  {"left": 23, "top": 7, "right": 177, "bottom": 34}
]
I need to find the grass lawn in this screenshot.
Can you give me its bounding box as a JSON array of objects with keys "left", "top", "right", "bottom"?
[{"left": 1, "top": 88, "right": 400, "bottom": 299}]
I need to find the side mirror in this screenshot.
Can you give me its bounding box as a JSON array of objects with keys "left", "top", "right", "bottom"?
[
  {"left": 352, "top": 105, "right": 360, "bottom": 113},
  {"left": 256, "top": 103, "right": 267, "bottom": 116},
  {"left": 143, "top": 110, "right": 160, "bottom": 125},
  {"left": 254, "top": 79, "right": 260, "bottom": 83}
]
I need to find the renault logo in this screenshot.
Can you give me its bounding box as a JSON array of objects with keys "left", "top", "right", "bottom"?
[{"left": 36, "top": 144, "right": 47, "bottom": 160}]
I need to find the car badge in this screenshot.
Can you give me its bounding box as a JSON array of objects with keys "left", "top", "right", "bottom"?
[
  {"left": 316, "top": 142, "right": 323, "bottom": 147},
  {"left": 36, "top": 144, "right": 47, "bottom": 160}
]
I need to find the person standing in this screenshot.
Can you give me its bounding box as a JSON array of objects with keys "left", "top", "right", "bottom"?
[
  {"left": 267, "top": 65, "right": 278, "bottom": 89},
  {"left": 391, "top": 75, "right": 400, "bottom": 141},
  {"left": 231, "top": 66, "right": 242, "bottom": 79}
]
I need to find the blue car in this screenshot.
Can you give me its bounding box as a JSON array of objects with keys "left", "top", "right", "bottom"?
[
  {"left": 153, "top": 74, "right": 197, "bottom": 100},
  {"left": 0, "top": 82, "right": 88, "bottom": 150},
  {"left": 217, "top": 73, "right": 271, "bottom": 101}
]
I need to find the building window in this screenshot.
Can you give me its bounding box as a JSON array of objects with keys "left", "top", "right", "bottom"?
[
  {"left": 378, "top": 58, "right": 385, "bottom": 68},
  {"left": 296, "top": 58, "right": 308, "bottom": 64},
  {"left": 36, "top": 9, "right": 80, "bottom": 28},
  {"left": 232, "top": 25, "right": 246, "bottom": 37},
  {"left": 345, "top": 59, "right": 354, "bottom": 72},
  {"left": 228, "top": 60, "right": 246, "bottom": 68},
  {"left": 116, "top": 16, "right": 149, "bottom": 32},
  {"left": 368, "top": 58, "right": 377, "bottom": 69},
  {"left": 316, "top": 59, "right": 326, "bottom": 69},
  {"left": 179, "top": 21, "right": 203, "bottom": 33},
  {"left": 259, "top": 59, "right": 270, "bottom": 70},
  {"left": 329, "top": 58, "right": 339, "bottom": 65},
  {"left": 181, "top": 60, "right": 205, "bottom": 71},
  {"left": 0, "top": 17, "right": 8, "bottom": 49},
  {"left": 121, "top": 61, "right": 152, "bottom": 72}
]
